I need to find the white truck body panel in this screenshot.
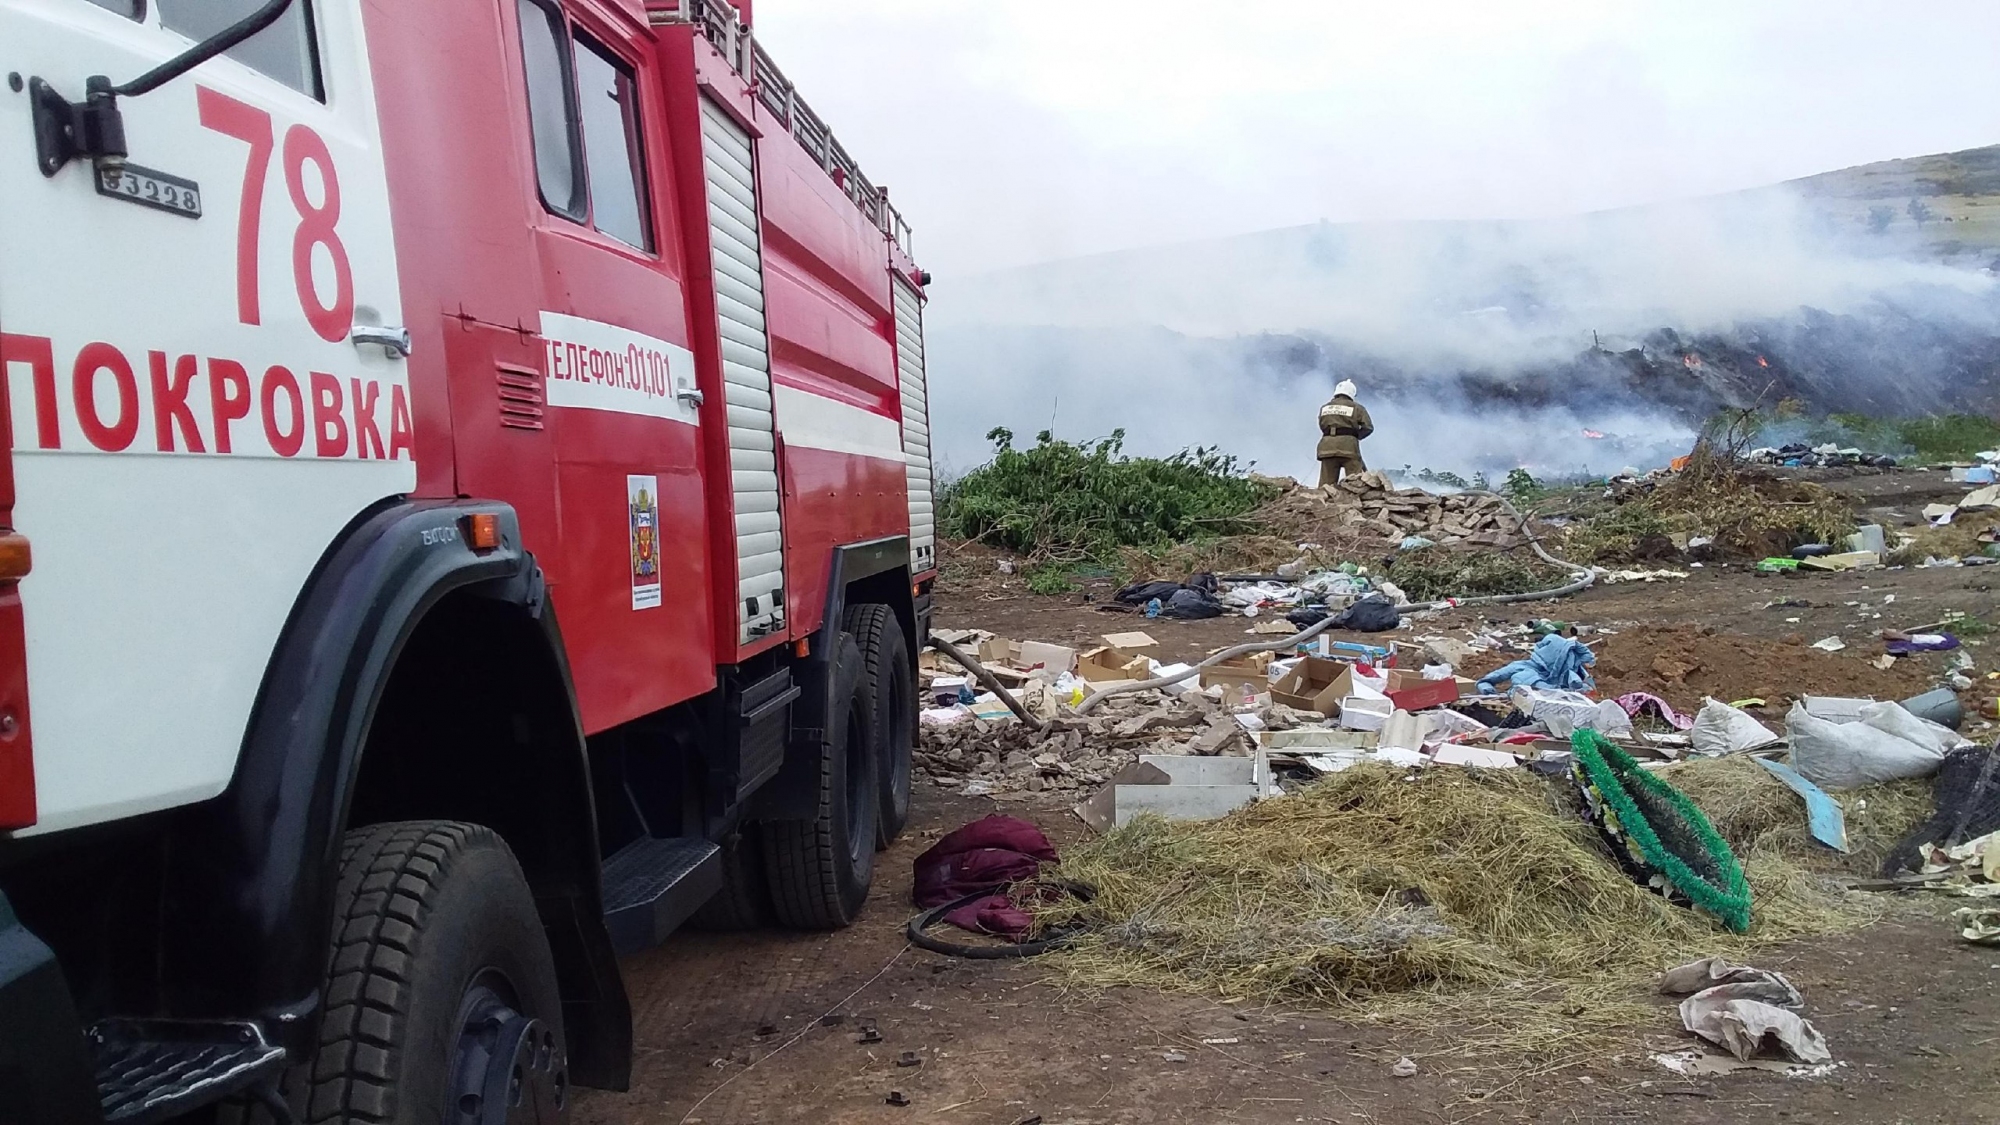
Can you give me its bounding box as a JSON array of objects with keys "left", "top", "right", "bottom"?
[{"left": 0, "top": 0, "right": 410, "bottom": 833}]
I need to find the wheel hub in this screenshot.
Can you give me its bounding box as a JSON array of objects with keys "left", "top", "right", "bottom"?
[{"left": 450, "top": 984, "right": 568, "bottom": 1124}]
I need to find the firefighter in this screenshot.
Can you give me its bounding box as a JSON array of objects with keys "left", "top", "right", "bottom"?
[{"left": 1317, "top": 379, "right": 1374, "bottom": 487}]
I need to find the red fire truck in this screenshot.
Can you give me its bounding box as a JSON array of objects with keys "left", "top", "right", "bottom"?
[{"left": 0, "top": 0, "right": 935, "bottom": 1118}]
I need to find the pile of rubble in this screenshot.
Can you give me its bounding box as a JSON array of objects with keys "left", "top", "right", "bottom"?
[
  {"left": 918, "top": 687, "right": 1324, "bottom": 799},
  {"left": 1315, "top": 472, "right": 1524, "bottom": 548}
]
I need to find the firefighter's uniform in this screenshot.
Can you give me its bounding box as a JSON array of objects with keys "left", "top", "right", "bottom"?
[{"left": 1317, "top": 393, "right": 1374, "bottom": 487}]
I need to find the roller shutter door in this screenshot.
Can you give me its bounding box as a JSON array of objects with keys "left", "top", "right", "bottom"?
[
  {"left": 893, "top": 277, "right": 935, "bottom": 574},
  {"left": 702, "top": 98, "right": 785, "bottom": 643}
]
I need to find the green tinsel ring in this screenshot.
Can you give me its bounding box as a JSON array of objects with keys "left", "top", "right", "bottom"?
[{"left": 1571, "top": 729, "right": 1753, "bottom": 933}]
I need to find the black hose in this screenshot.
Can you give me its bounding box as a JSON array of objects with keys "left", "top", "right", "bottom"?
[{"left": 905, "top": 883, "right": 1097, "bottom": 959}]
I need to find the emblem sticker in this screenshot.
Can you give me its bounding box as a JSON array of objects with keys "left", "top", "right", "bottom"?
[{"left": 629, "top": 475, "right": 661, "bottom": 610}]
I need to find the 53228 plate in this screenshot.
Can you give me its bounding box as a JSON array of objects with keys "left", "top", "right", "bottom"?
[{"left": 95, "top": 163, "right": 202, "bottom": 219}]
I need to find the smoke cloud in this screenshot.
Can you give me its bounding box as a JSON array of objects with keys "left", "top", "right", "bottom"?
[{"left": 925, "top": 185, "right": 2000, "bottom": 483}]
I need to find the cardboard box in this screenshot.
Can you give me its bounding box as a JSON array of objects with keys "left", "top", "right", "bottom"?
[
  {"left": 978, "top": 637, "right": 1017, "bottom": 665},
  {"left": 1078, "top": 646, "right": 1150, "bottom": 683},
  {"left": 1385, "top": 669, "right": 1463, "bottom": 711},
  {"left": 1270, "top": 656, "right": 1356, "bottom": 716},
  {"left": 1017, "top": 641, "right": 1077, "bottom": 676},
  {"left": 1101, "top": 631, "right": 1159, "bottom": 650},
  {"left": 1199, "top": 651, "right": 1274, "bottom": 691}
]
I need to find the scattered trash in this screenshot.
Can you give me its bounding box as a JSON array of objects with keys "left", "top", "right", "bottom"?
[
  {"left": 1787, "top": 701, "right": 1952, "bottom": 789},
  {"left": 1477, "top": 634, "right": 1596, "bottom": 694},
  {"left": 1162, "top": 1050, "right": 1188, "bottom": 1063},
  {"left": 1808, "top": 636, "right": 1847, "bottom": 653},
  {"left": 1391, "top": 1056, "right": 1418, "bottom": 1078},
  {"left": 1953, "top": 905, "right": 2000, "bottom": 944},
  {"left": 885, "top": 1091, "right": 911, "bottom": 1107},
  {"left": 1660, "top": 957, "right": 1830, "bottom": 1064},
  {"left": 1751, "top": 758, "right": 1849, "bottom": 852},
  {"left": 1882, "top": 631, "right": 1960, "bottom": 655},
  {"left": 1571, "top": 731, "right": 1751, "bottom": 931},
  {"left": 1689, "top": 698, "right": 1780, "bottom": 756}
]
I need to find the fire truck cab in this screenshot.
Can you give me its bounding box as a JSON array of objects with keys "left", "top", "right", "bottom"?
[{"left": 0, "top": 0, "right": 935, "bottom": 1118}]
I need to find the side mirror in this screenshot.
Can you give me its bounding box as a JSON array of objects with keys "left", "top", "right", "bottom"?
[{"left": 29, "top": 0, "right": 296, "bottom": 177}]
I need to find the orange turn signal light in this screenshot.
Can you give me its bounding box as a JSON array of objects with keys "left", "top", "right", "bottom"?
[
  {"left": 465, "top": 513, "right": 501, "bottom": 552},
  {"left": 0, "top": 532, "right": 30, "bottom": 581},
  {"left": 793, "top": 637, "right": 811, "bottom": 659}
]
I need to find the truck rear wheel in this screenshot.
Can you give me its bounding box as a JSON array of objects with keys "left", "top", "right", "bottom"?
[
  {"left": 762, "top": 633, "right": 879, "bottom": 928},
  {"left": 843, "top": 603, "right": 914, "bottom": 847},
  {"left": 278, "top": 822, "right": 570, "bottom": 1124}
]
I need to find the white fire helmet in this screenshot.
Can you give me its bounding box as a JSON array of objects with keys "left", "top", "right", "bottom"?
[{"left": 1334, "top": 379, "right": 1358, "bottom": 398}]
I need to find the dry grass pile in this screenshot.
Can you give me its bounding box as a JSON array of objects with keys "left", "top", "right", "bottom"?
[
  {"left": 1885, "top": 509, "right": 2000, "bottom": 566},
  {"left": 1661, "top": 755, "right": 1933, "bottom": 875},
  {"left": 1040, "top": 764, "right": 1890, "bottom": 1037},
  {"left": 1569, "top": 453, "right": 1855, "bottom": 563}
]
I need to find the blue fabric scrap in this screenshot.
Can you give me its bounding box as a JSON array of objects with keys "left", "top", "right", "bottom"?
[{"left": 1477, "top": 634, "right": 1596, "bottom": 695}]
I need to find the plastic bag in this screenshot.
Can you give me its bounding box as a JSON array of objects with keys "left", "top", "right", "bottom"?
[
  {"left": 1514, "top": 687, "right": 1633, "bottom": 739},
  {"left": 1857, "top": 700, "right": 1970, "bottom": 755},
  {"left": 1787, "top": 701, "right": 1946, "bottom": 789},
  {"left": 1689, "top": 697, "right": 1780, "bottom": 756}
]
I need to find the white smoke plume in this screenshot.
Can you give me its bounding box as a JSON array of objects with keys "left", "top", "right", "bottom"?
[{"left": 924, "top": 187, "right": 1999, "bottom": 483}]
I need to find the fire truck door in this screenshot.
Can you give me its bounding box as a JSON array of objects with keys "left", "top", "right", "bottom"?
[{"left": 0, "top": 0, "right": 413, "bottom": 833}]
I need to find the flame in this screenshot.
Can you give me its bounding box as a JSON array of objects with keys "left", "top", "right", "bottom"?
[
  {"left": 1756, "top": 355, "right": 1769, "bottom": 368},
  {"left": 1683, "top": 354, "right": 1702, "bottom": 369},
  {"left": 1582, "top": 429, "right": 1606, "bottom": 439}
]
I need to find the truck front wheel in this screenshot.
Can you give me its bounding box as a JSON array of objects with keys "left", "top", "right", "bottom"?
[{"left": 286, "top": 822, "right": 570, "bottom": 1124}]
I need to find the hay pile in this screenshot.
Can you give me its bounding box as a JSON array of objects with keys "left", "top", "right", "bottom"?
[
  {"left": 1040, "top": 764, "right": 1895, "bottom": 1037},
  {"left": 1660, "top": 755, "right": 1933, "bottom": 874}
]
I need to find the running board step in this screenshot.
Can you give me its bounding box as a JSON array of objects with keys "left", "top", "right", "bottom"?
[
  {"left": 601, "top": 837, "right": 723, "bottom": 954},
  {"left": 92, "top": 1019, "right": 288, "bottom": 1125}
]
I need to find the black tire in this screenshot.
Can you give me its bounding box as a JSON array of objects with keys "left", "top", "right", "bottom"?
[
  {"left": 687, "top": 826, "right": 771, "bottom": 931},
  {"left": 263, "top": 822, "right": 570, "bottom": 1124},
  {"left": 762, "top": 633, "right": 878, "bottom": 929},
  {"left": 843, "top": 603, "right": 914, "bottom": 848}
]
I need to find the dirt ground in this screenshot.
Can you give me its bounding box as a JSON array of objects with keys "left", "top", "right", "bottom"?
[
  {"left": 576, "top": 784, "right": 2000, "bottom": 1124},
  {"left": 576, "top": 469, "right": 2000, "bottom": 1124}
]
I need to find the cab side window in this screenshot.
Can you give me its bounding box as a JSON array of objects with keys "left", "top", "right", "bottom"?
[
  {"left": 81, "top": 0, "right": 143, "bottom": 20},
  {"left": 155, "top": 0, "right": 322, "bottom": 98},
  {"left": 515, "top": 1, "right": 655, "bottom": 252}
]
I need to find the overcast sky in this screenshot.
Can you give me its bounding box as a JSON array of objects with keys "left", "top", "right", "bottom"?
[{"left": 748, "top": 1, "right": 2000, "bottom": 279}]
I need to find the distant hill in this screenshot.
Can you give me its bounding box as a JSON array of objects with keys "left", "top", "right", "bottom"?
[{"left": 1780, "top": 144, "right": 2000, "bottom": 264}]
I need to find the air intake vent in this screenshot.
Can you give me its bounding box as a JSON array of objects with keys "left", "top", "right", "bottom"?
[{"left": 496, "top": 362, "right": 545, "bottom": 431}]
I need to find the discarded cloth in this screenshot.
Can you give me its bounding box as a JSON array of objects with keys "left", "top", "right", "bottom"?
[
  {"left": 1477, "top": 634, "right": 1595, "bottom": 694},
  {"left": 912, "top": 815, "right": 1058, "bottom": 941},
  {"left": 1617, "top": 692, "right": 1693, "bottom": 731},
  {"left": 1885, "top": 632, "right": 1961, "bottom": 656},
  {"left": 1659, "top": 958, "right": 1829, "bottom": 1064}
]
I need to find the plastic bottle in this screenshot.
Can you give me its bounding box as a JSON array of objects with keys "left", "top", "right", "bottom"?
[{"left": 1145, "top": 597, "right": 1162, "bottom": 618}]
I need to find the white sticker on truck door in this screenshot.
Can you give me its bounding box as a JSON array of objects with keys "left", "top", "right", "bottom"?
[{"left": 542, "top": 312, "right": 697, "bottom": 424}]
